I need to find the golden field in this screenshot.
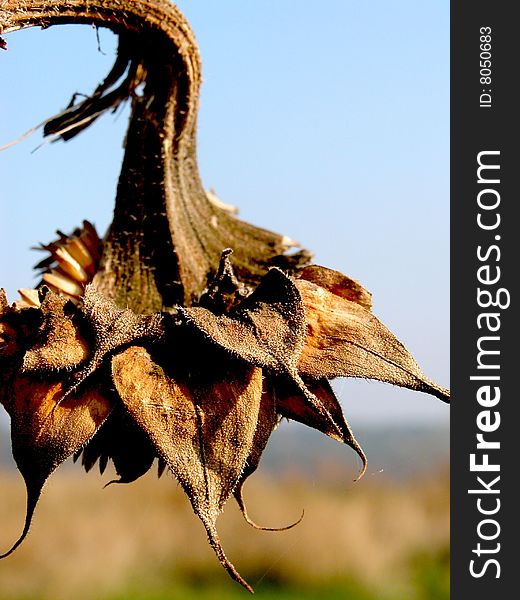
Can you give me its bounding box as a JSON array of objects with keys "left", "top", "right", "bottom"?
[{"left": 0, "top": 447, "right": 448, "bottom": 600}]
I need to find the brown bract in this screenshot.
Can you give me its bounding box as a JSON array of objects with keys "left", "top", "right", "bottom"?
[
  {"left": 112, "top": 347, "right": 263, "bottom": 592},
  {"left": 295, "top": 273, "right": 450, "bottom": 402},
  {"left": 0, "top": 372, "right": 111, "bottom": 559},
  {"left": 0, "top": 0, "right": 449, "bottom": 592},
  {"left": 0, "top": 261, "right": 448, "bottom": 588}
]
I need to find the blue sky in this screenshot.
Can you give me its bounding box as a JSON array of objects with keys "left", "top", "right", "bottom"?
[{"left": 0, "top": 1, "right": 449, "bottom": 426}]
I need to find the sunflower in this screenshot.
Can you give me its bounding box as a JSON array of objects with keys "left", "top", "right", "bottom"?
[{"left": 0, "top": 0, "right": 449, "bottom": 592}]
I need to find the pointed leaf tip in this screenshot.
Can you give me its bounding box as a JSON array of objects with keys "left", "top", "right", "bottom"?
[
  {"left": 1, "top": 376, "right": 111, "bottom": 557},
  {"left": 273, "top": 377, "right": 367, "bottom": 477},
  {"left": 296, "top": 279, "right": 450, "bottom": 403},
  {"left": 112, "top": 346, "right": 262, "bottom": 589},
  {"left": 205, "top": 524, "right": 254, "bottom": 593},
  {"left": 0, "top": 477, "right": 42, "bottom": 559}
]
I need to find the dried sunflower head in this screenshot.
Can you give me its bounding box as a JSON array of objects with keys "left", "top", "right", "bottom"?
[
  {"left": 0, "top": 0, "right": 449, "bottom": 592},
  {"left": 0, "top": 243, "right": 448, "bottom": 591}
]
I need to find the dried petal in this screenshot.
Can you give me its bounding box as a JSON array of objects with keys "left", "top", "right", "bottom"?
[
  {"left": 77, "top": 410, "right": 156, "bottom": 485},
  {"left": 42, "top": 270, "right": 84, "bottom": 297},
  {"left": 17, "top": 289, "right": 41, "bottom": 308},
  {"left": 54, "top": 246, "right": 89, "bottom": 283},
  {"left": 64, "top": 236, "right": 97, "bottom": 274},
  {"left": 78, "top": 220, "right": 103, "bottom": 263},
  {"left": 112, "top": 346, "right": 262, "bottom": 592},
  {"left": 0, "top": 376, "right": 112, "bottom": 558},
  {"left": 34, "top": 221, "right": 101, "bottom": 278},
  {"left": 296, "top": 279, "right": 450, "bottom": 402}
]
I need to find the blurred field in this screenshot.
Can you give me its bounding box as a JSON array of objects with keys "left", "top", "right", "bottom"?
[{"left": 0, "top": 443, "right": 448, "bottom": 600}]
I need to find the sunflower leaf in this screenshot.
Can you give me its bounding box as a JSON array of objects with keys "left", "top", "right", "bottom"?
[
  {"left": 111, "top": 346, "right": 263, "bottom": 593},
  {"left": 296, "top": 279, "right": 450, "bottom": 402},
  {"left": 0, "top": 376, "right": 112, "bottom": 558}
]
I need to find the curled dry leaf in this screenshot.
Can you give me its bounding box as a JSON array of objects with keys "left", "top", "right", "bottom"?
[
  {"left": 0, "top": 0, "right": 449, "bottom": 592},
  {"left": 74, "top": 409, "right": 157, "bottom": 486},
  {"left": 16, "top": 288, "right": 41, "bottom": 309},
  {"left": 233, "top": 378, "right": 303, "bottom": 532},
  {"left": 62, "top": 284, "right": 167, "bottom": 397},
  {"left": 183, "top": 266, "right": 350, "bottom": 446},
  {"left": 296, "top": 278, "right": 450, "bottom": 403},
  {"left": 0, "top": 376, "right": 111, "bottom": 558},
  {"left": 272, "top": 376, "right": 367, "bottom": 477},
  {"left": 0, "top": 258, "right": 449, "bottom": 590},
  {"left": 232, "top": 378, "right": 304, "bottom": 532},
  {"left": 183, "top": 267, "right": 306, "bottom": 374},
  {"left": 111, "top": 346, "right": 263, "bottom": 593}
]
